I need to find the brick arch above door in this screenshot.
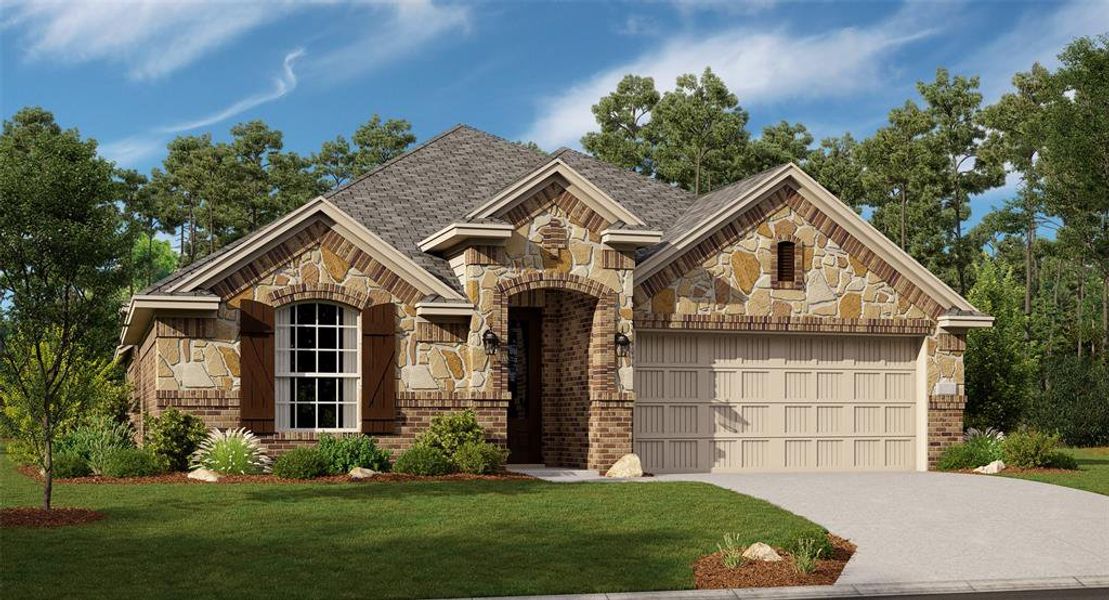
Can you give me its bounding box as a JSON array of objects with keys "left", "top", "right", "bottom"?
[{"left": 489, "top": 272, "right": 620, "bottom": 397}]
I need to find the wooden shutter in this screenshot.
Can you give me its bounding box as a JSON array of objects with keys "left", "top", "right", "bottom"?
[
  {"left": 361, "top": 303, "right": 397, "bottom": 434},
  {"left": 240, "top": 299, "right": 275, "bottom": 434}
]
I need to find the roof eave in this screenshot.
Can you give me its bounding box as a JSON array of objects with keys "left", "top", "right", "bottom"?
[{"left": 417, "top": 222, "right": 514, "bottom": 254}]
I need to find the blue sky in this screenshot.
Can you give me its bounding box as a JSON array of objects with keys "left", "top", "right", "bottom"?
[{"left": 3, "top": 0, "right": 1108, "bottom": 226}]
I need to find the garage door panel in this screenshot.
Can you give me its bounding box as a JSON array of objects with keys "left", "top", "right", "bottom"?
[{"left": 635, "top": 332, "right": 921, "bottom": 473}]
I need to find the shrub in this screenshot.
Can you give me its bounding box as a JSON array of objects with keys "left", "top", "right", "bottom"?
[
  {"left": 190, "top": 428, "right": 271, "bottom": 475},
  {"left": 1002, "top": 428, "right": 1060, "bottom": 468},
  {"left": 936, "top": 436, "right": 1003, "bottom": 470},
  {"left": 5, "top": 440, "right": 38, "bottom": 466},
  {"left": 393, "top": 445, "right": 454, "bottom": 476},
  {"left": 791, "top": 537, "right": 826, "bottom": 575},
  {"left": 1026, "top": 355, "right": 1109, "bottom": 447},
  {"left": 717, "top": 533, "right": 746, "bottom": 569},
  {"left": 100, "top": 448, "right": 165, "bottom": 477},
  {"left": 52, "top": 451, "right": 92, "bottom": 478},
  {"left": 452, "top": 440, "right": 507, "bottom": 475},
  {"left": 317, "top": 434, "right": 391, "bottom": 474},
  {"left": 417, "top": 410, "right": 484, "bottom": 457},
  {"left": 273, "top": 447, "right": 328, "bottom": 479},
  {"left": 144, "top": 408, "right": 207, "bottom": 471},
  {"left": 55, "top": 414, "right": 135, "bottom": 475}
]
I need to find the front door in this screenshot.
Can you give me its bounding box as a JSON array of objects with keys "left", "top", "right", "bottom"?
[{"left": 506, "top": 308, "right": 542, "bottom": 463}]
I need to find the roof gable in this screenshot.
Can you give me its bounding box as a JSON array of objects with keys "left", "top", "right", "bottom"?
[
  {"left": 163, "top": 197, "right": 465, "bottom": 302},
  {"left": 466, "top": 158, "right": 647, "bottom": 227},
  {"left": 636, "top": 163, "right": 977, "bottom": 315}
]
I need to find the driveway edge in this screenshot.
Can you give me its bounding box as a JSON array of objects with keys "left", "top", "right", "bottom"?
[{"left": 449, "top": 575, "right": 1109, "bottom": 599}]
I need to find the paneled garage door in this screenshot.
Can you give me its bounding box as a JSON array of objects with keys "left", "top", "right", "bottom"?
[{"left": 634, "top": 332, "right": 922, "bottom": 473}]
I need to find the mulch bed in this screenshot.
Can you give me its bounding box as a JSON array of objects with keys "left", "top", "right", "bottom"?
[
  {"left": 1, "top": 507, "right": 105, "bottom": 528},
  {"left": 17, "top": 465, "right": 534, "bottom": 485},
  {"left": 693, "top": 534, "right": 855, "bottom": 589},
  {"left": 957, "top": 467, "right": 1078, "bottom": 475}
]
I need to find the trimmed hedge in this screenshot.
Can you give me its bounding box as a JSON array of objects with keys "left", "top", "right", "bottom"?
[
  {"left": 393, "top": 446, "right": 453, "bottom": 476},
  {"left": 100, "top": 448, "right": 165, "bottom": 477},
  {"left": 272, "top": 447, "right": 328, "bottom": 479}
]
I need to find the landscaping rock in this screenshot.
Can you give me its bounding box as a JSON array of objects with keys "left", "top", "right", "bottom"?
[
  {"left": 742, "top": 542, "right": 783, "bottom": 562},
  {"left": 187, "top": 468, "right": 220, "bottom": 482},
  {"left": 605, "top": 454, "right": 643, "bottom": 478},
  {"left": 349, "top": 467, "right": 378, "bottom": 480},
  {"left": 974, "top": 460, "right": 1006, "bottom": 474}
]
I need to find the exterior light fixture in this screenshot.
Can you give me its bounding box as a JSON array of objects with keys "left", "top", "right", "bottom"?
[
  {"left": 482, "top": 329, "right": 500, "bottom": 355},
  {"left": 614, "top": 332, "right": 631, "bottom": 357}
]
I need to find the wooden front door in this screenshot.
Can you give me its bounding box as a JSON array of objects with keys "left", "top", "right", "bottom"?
[{"left": 506, "top": 308, "right": 542, "bottom": 463}]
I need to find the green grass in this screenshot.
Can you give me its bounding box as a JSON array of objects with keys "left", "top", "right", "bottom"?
[
  {"left": 0, "top": 453, "right": 824, "bottom": 600},
  {"left": 1001, "top": 447, "right": 1109, "bottom": 496}
]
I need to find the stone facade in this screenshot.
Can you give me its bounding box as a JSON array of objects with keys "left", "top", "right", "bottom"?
[
  {"left": 129, "top": 180, "right": 971, "bottom": 471},
  {"left": 632, "top": 186, "right": 967, "bottom": 466}
]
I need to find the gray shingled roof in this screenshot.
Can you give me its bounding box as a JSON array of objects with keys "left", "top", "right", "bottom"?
[{"left": 143, "top": 124, "right": 786, "bottom": 296}]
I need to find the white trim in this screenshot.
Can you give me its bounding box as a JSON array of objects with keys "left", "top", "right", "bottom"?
[
  {"left": 937, "top": 314, "right": 995, "bottom": 330},
  {"left": 417, "top": 222, "right": 514, "bottom": 253},
  {"left": 466, "top": 158, "right": 647, "bottom": 227},
  {"left": 636, "top": 163, "right": 979, "bottom": 313},
  {"left": 165, "top": 196, "right": 465, "bottom": 301},
  {"left": 415, "top": 300, "right": 475, "bottom": 318},
  {"left": 118, "top": 294, "right": 221, "bottom": 347},
  {"left": 600, "top": 229, "right": 663, "bottom": 248}
]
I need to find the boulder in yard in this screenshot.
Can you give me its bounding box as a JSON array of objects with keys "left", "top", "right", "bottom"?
[
  {"left": 349, "top": 467, "right": 378, "bottom": 480},
  {"left": 187, "top": 468, "right": 220, "bottom": 482},
  {"left": 605, "top": 454, "right": 643, "bottom": 478},
  {"left": 742, "top": 542, "right": 783, "bottom": 562},
  {"left": 974, "top": 460, "right": 1006, "bottom": 474}
]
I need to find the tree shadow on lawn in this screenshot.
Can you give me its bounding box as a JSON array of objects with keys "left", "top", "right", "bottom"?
[{"left": 3, "top": 506, "right": 718, "bottom": 600}]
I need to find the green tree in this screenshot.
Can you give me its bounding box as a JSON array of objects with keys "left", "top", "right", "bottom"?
[
  {"left": 313, "top": 115, "right": 416, "bottom": 187},
  {"left": 859, "top": 101, "right": 940, "bottom": 251},
  {"left": 806, "top": 133, "right": 866, "bottom": 210},
  {"left": 649, "top": 68, "right": 750, "bottom": 194},
  {"left": 964, "top": 257, "right": 1036, "bottom": 432},
  {"left": 917, "top": 68, "right": 1006, "bottom": 294},
  {"left": 130, "top": 233, "right": 177, "bottom": 291},
  {"left": 1040, "top": 35, "right": 1109, "bottom": 357},
  {"left": 981, "top": 64, "right": 1053, "bottom": 332},
  {"left": 0, "top": 107, "right": 128, "bottom": 509},
  {"left": 148, "top": 134, "right": 218, "bottom": 264},
  {"left": 580, "top": 75, "right": 660, "bottom": 174},
  {"left": 740, "top": 120, "right": 813, "bottom": 176}
]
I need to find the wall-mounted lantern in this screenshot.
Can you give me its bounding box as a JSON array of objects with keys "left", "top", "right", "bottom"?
[
  {"left": 482, "top": 329, "right": 501, "bottom": 355},
  {"left": 614, "top": 332, "right": 631, "bottom": 357}
]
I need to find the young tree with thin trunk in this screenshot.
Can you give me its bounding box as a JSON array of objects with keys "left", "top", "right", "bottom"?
[{"left": 0, "top": 107, "right": 127, "bottom": 510}]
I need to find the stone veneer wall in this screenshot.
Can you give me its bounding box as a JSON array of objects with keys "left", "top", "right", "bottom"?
[
  {"left": 633, "top": 185, "right": 967, "bottom": 467},
  {"left": 136, "top": 218, "right": 507, "bottom": 455}
]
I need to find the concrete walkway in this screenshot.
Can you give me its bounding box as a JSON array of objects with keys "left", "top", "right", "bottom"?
[
  {"left": 656, "top": 471, "right": 1109, "bottom": 584},
  {"left": 511, "top": 467, "right": 1109, "bottom": 584}
]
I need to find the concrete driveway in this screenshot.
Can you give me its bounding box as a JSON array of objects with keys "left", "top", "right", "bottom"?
[{"left": 655, "top": 471, "right": 1109, "bottom": 584}]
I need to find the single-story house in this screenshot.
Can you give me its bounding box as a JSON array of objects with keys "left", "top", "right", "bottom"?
[{"left": 118, "top": 125, "right": 992, "bottom": 474}]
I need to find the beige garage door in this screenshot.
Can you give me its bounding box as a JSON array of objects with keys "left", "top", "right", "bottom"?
[{"left": 634, "top": 332, "right": 922, "bottom": 473}]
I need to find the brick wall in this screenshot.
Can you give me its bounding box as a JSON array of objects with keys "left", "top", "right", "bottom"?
[{"left": 540, "top": 290, "right": 596, "bottom": 468}]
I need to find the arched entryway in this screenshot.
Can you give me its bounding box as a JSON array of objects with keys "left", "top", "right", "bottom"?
[{"left": 494, "top": 274, "right": 618, "bottom": 469}]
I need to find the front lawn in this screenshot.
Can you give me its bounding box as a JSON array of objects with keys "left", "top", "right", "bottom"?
[
  {"left": 0, "top": 453, "right": 826, "bottom": 600},
  {"left": 1001, "top": 447, "right": 1109, "bottom": 496}
]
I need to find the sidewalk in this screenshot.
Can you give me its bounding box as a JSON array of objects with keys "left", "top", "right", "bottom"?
[{"left": 443, "top": 575, "right": 1109, "bottom": 599}]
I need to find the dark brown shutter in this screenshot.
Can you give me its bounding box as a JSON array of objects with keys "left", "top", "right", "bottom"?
[
  {"left": 361, "top": 303, "right": 396, "bottom": 434},
  {"left": 239, "top": 299, "right": 275, "bottom": 434}
]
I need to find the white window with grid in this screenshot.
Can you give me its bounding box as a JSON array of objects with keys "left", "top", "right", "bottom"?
[{"left": 275, "top": 302, "right": 360, "bottom": 431}]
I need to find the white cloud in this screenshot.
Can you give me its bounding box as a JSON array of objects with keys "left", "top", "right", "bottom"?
[
  {"left": 3, "top": 0, "right": 294, "bottom": 80},
  {"left": 522, "top": 5, "right": 940, "bottom": 150},
  {"left": 158, "top": 48, "right": 305, "bottom": 133},
  {"left": 305, "top": 0, "right": 470, "bottom": 83},
  {"left": 98, "top": 134, "right": 166, "bottom": 167},
  {"left": 962, "top": 0, "right": 1109, "bottom": 100}
]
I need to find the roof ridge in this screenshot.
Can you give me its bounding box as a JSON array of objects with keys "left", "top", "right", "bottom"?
[{"left": 323, "top": 123, "right": 468, "bottom": 199}]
